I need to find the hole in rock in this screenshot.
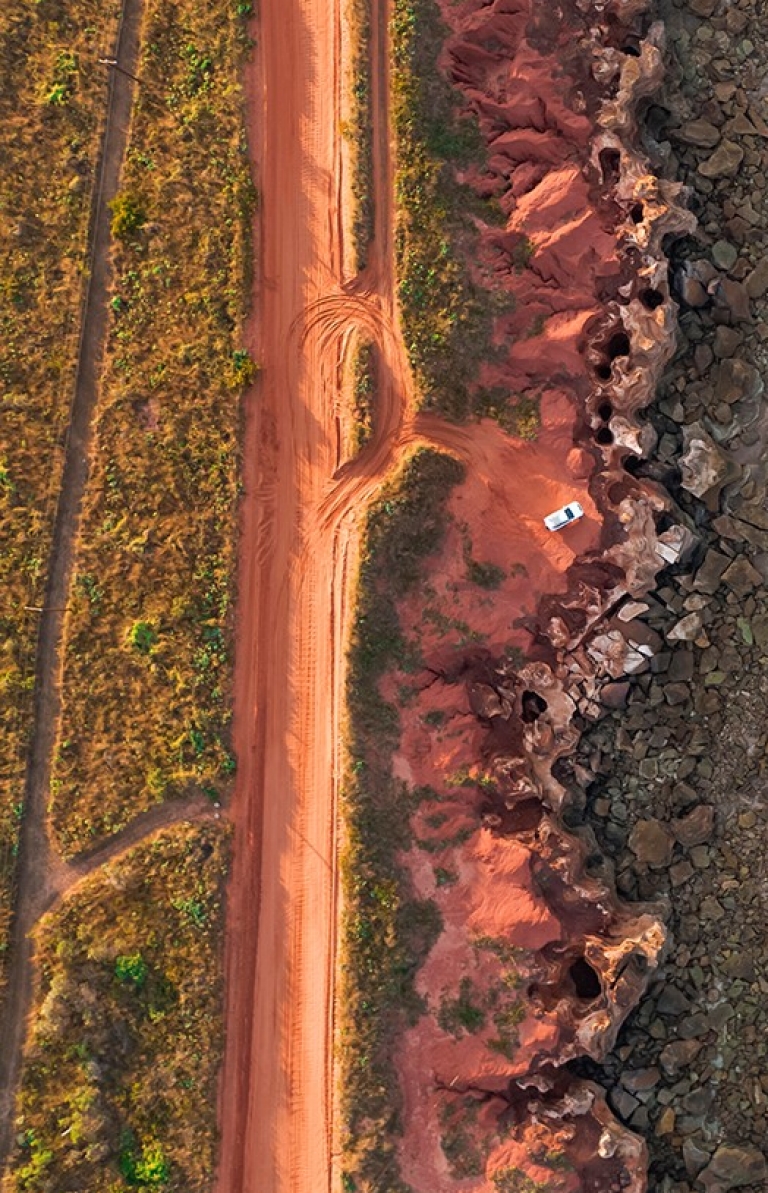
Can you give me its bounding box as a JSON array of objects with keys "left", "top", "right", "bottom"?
[
  {"left": 606, "top": 330, "right": 630, "bottom": 360},
  {"left": 598, "top": 401, "right": 613, "bottom": 421},
  {"left": 594, "top": 362, "right": 612, "bottom": 381},
  {"left": 640, "top": 287, "right": 664, "bottom": 310},
  {"left": 643, "top": 102, "right": 671, "bottom": 140},
  {"left": 623, "top": 454, "right": 642, "bottom": 476},
  {"left": 598, "top": 147, "right": 621, "bottom": 186},
  {"left": 521, "top": 690, "right": 547, "bottom": 722},
  {"left": 621, "top": 42, "right": 641, "bottom": 57},
  {"left": 607, "top": 479, "right": 632, "bottom": 505},
  {"left": 630, "top": 202, "right": 644, "bottom": 224},
  {"left": 502, "top": 797, "right": 544, "bottom": 834},
  {"left": 655, "top": 511, "right": 675, "bottom": 534},
  {"left": 584, "top": 851, "right": 605, "bottom": 876},
  {"left": 570, "top": 957, "right": 602, "bottom": 1000},
  {"left": 595, "top": 426, "right": 614, "bottom": 445}
]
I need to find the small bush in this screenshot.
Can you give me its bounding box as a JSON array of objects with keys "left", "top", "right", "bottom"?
[
  {"left": 127, "top": 620, "right": 158, "bottom": 654},
  {"left": 109, "top": 191, "right": 147, "bottom": 239}
]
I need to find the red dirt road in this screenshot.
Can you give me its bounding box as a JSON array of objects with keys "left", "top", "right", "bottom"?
[
  {"left": 216, "top": 1, "right": 356, "bottom": 1190},
  {"left": 216, "top": 0, "right": 610, "bottom": 1189}
]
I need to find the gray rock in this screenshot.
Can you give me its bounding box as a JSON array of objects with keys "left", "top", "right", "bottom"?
[
  {"left": 711, "top": 240, "right": 738, "bottom": 270},
  {"left": 656, "top": 984, "right": 692, "bottom": 1016},
  {"left": 609, "top": 1085, "right": 640, "bottom": 1120},
  {"left": 683, "top": 1137, "right": 712, "bottom": 1177},
  {"left": 699, "top": 1143, "right": 767, "bottom": 1190},
  {"left": 698, "top": 140, "right": 744, "bottom": 179}
]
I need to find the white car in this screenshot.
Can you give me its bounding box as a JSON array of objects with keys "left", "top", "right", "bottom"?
[{"left": 543, "top": 501, "right": 584, "bottom": 532}]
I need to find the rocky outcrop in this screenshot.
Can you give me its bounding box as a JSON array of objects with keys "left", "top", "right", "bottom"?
[{"left": 386, "top": 0, "right": 700, "bottom": 1189}]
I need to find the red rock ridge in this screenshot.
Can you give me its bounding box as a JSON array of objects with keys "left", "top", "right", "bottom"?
[{"left": 385, "top": 1, "right": 696, "bottom": 1190}]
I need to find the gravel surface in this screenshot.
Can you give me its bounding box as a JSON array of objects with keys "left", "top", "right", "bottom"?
[{"left": 565, "top": 0, "right": 768, "bottom": 1189}]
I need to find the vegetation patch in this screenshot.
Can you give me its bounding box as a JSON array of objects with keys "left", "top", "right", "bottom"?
[
  {"left": 437, "top": 976, "right": 486, "bottom": 1037},
  {"left": 345, "top": 0, "right": 374, "bottom": 270},
  {"left": 339, "top": 447, "right": 463, "bottom": 1192},
  {"left": 391, "top": 0, "right": 507, "bottom": 421},
  {"left": 475, "top": 388, "right": 542, "bottom": 439},
  {"left": 439, "top": 1097, "right": 484, "bottom": 1180},
  {"left": 0, "top": 0, "right": 123, "bottom": 996},
  {"left": 7, "top": 823, "right": 230, "bottom": 1193},
  {"left": 50, "top": 0, "right": 255, "bottom": 856},
  {"left": 349, "top": 336, "right": 377, "bottom": 452}
]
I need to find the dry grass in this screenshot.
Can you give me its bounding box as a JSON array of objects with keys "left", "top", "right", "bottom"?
[
  {"left": 345, "top": 0, "right": 374, "bottom": 271},
  {"left": 50, "top": 1, "right": 254, "bottom": 856},
  {"left": 7, "top": 823, "right": 230, "bottom": 1193},
  {"left": 391, "top": 0, "right": 505, "bottom": 422},
  {"left": 347, "top": 336, "right": 377, "bottom": 453},
  {"left": 0, "top": 0, "right": 122, "bottom": 987}
]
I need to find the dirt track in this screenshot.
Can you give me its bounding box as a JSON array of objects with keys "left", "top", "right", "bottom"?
[{"left": 0, "top": 0, "right": 145, "bottom": 1175}]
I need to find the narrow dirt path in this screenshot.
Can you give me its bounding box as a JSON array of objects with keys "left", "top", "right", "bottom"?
[{"left": 0, "top": 0, "right": 144, "bottom": 1176}]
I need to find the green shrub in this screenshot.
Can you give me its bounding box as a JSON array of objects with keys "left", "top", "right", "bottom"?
[{"left": 109, "top": 191, "right": 147, "bottom": 239}]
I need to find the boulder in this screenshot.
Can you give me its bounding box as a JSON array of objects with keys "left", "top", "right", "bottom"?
[
  {"left": 679, "top": 423, "right": 740, "bottom": 508},
  {"left": 714, "top": 358, "right": 763, "bottom": 405},
  {"left": 693, "top": 548, "right": 730, "bottom": 594},
  {"left": 672, "top": 805, "right": 715, "bottom": 847},
  {"left": 721, "top": 556, "right": 762, "bottom": 596},
  {"left": 698, "top": 140, "right": 744, "bottom": 179},
  {"left": 629, "top": 819, "right": 674, "bottom": 868},
  {"left": 699, "top": 1144, "right": 768, "bottom": 1190}
]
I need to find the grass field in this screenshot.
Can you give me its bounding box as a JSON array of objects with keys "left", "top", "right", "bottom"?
[
  {"left": 50, "top": 0, "right": 255, "bottom": 857},
  {"left": 6, "top": 824, "right": 230, "bottom": 1192},
  {"left": 339, "top": 448, "right": 463, "bottom": 1192},
  {"left": 0, "top": 0, "right": 123, "bottom": 990}
]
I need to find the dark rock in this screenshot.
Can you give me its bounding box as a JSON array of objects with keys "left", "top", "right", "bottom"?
[
  {"left": 672, "top": 805, "right": 715, "bottom": 847},
  {"left": 660, "top": 1038, "right": 702, "bottom": 1077},
  {"left": 745, "top": 257, "right": 768, "bottom": 299},
  {"left": 678, "top": 1011, "right": 709, "bottom": 1039},
  {"left": 722, "top": 555, "right": 762, "bottom": 596},
  {"left": 693, "top": 549, "right": 730, "bottom": 594},
  {"left": 600, "top": 681, "right": 630, "bottom": 709},
  {"left": 713, "top": 325, "right": 743, "bottom": 358},
  {"left": 655, "top": 984, "right": 692, "bottom": 1016}
]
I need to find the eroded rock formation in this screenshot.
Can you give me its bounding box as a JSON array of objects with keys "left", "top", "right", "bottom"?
[{"left": 385, "top": 0, "right": 698, "bottom": 1188}]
